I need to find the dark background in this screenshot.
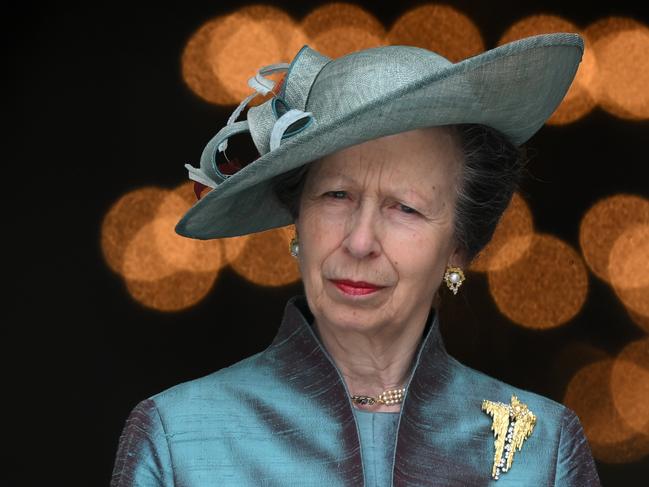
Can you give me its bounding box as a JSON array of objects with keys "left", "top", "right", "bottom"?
[{"left": 8, "top": 1, "right": 648, "bottom": 485}]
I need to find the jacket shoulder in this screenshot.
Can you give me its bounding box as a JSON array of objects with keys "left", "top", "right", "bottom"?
[
  {"left": 446, "top": 354, "right": 569, "bottom": 425},
  {"left": 146, "top": 349, "right": 269, "bottom": 413},
  {"left": 449, "top": 358, "right": 602, "bottom": 485}
]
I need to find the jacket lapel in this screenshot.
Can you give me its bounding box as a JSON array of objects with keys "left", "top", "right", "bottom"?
[
  {"left": 264, "top": 295, "right": 364, "bottom": 484},
  {"left": 391, "top": 304, "right": 487, "bottom": 485},
  {"left": 267, "top": 294, "right": 463, "bottom": 486}
]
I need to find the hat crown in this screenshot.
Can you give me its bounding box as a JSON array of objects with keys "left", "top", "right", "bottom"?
[
  {"left": 247, "top": 44, "right": 453, "bottom": 158},
  {"left": 306, "top": 45, "right": 453, "bottom": 129}
]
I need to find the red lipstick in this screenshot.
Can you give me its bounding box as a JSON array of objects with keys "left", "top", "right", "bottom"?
[{"left": 330, "top": 279, "right": 385, "bottom": 296}]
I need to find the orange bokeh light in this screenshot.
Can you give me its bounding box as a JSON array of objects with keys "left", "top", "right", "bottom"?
[
  {"left": 101, "top": 183, "right": 226, "bottom": 310},
  {"left": 585, "top": 17, "right": 649, "bottom": 120},
  {"left": 154, "top": 187, "right": 223, "bottom": 273},
  {"left": 579, "top": 194, "right": 649, "bottom": 283},
  {"left": 181, "top": 5, "right": 307, "bottom": 106},
  {"left": 126, "top": 270, "right": 217, "bottom": 312},
  {"left": 101, "top": 187, "right": 168, "bottom": 275},
  {"left": 214, "top": 6, "right": 308, "bottom": 102},
  {"left": 181, "top": 17, "right": 241, "bottom": 106},
  {"left": 386, "top": 4, "right": 483, "bottom": 62},
  {"left": 230, "top": 224, "right": 301, "bottom": 286},
  {"left": 611, "top": 338, "right": 649, "bottom": 437},
  {"left": 122, "top": 217, "right": 179, "bottom": 282},
  {"left": 301, "top": 3, "right": 387, "bottom": 58},
  {"left": 469, "top": 192, "right": 534, "bottom": 272},
  {"left": 627, "top": 308, "right": 649, "bottom": 332},
  {"left": 488, "top": 233, "right": 588, "bottom": 329},
  {"left": 564, "top": 359, "right": 649, "bottom": 463},
  {"left": 219, "top": 234, "right": 252, "bottom": 265},
  {"left": 608, "top": 224, "right": 649, "bottom": 321}
]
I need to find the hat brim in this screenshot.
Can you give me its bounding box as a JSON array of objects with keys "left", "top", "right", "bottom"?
[{"left": 175, "top": 33, "right": 583, "bottom": 239}]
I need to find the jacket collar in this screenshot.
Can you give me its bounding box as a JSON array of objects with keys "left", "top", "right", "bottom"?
[{"left": 266, "top": 294, "right": 455, "bottom": 486}]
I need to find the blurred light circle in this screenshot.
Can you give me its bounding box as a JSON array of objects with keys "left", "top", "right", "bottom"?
[
  {"left": 564, "top": 359, "right": 649, "bottom": 463},
  {"left": 213, "top": 7, "right": 289, "bottom": 103},
  {"left": 122, "top": 218, "right": 179, "bottom": 282},
  {"left": 301, "top": 3, "right": 387, "bottom": 58},
  {"left": 585, "top": 18, "right": 649, "bottom": 120},
  {"left": 182, "top": 6, "right": 307, "bottom": 106},
  {"left": 181, "top": 17, "right": 239, "bottom": 105},
  {"left": 608, "top": 224, "right": 649, "bottom": 320},
  {"left": 579, "top": 194, "right": 649, "bottom": 283},
  {"left": 100, "top": 187, "right": 167, "bottom": 275},
  {"left": 387, "top": 4, "right": 484, "bottom": 62},
  {"left": 230, "top": 225, "right": 300, "bottom": 286},
  {"left": 220, "top": 234, "right": 252, "bottom": 264},
  {"left": 126, "top": 270, "right": 217, "bottom": 312},
  {"left": 469, "top": 192, "right": 534, "bottom": 272},
  {"left": 488, "top": 233, "right": 588, "bottom": 329},
  {"left": 626, "top": 308, "right": 649, "bottom": 332},
  {"left": 155, "top": 190, "right": 223, "bottom": 273},
  {"left": 611, "top": 339, "right": 649, "bottom": 436}
]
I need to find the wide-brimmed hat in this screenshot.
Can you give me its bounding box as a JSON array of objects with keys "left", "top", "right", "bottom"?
[{"left": 175, "top": 33, "right": 584, "bottom": 240}]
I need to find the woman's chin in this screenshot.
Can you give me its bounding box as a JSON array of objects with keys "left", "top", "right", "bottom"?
[{"left": 313, "top": 282, "right": 394, "bottom": 328}]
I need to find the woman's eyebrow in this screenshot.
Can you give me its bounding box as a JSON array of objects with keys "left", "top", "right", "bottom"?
[
  {"left": 399, "top": 187, "right": 435, "bottom": 207},
  {"left": 317, "top": 172, "right": 435, "bottom": 207}
]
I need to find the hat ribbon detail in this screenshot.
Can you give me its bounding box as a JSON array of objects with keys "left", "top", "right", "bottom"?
[
  {"left": 184, "top": 61, "right": 314, "bottom": 194},
  {"left": 217, "top": 62, "right": 289, "bottom": 153},
  {"left": 269, "top": 108, "right": 313, "bottom": 151},
  {"left": 183, "top": 63, "right": 287, "bottom": 191}
]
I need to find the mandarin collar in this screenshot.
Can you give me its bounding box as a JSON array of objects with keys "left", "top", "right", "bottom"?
[{"left": 266, "top": 294, "right": 453, "bottom": 486}]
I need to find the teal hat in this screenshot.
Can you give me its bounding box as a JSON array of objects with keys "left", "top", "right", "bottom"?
[{"left": 175, "top": 33, "right": 584, "bottom": 240}]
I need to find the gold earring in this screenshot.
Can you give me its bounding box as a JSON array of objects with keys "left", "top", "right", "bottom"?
[
  {"left": 444, "top": 265, "right": 465, "bottom": 295},
  {"left": 289, "top": 234, "right": 299, "bottom": 257}
]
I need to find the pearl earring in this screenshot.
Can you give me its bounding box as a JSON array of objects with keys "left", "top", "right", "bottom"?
[
  {"left": 444, "top": 265, "right": 465, "bottom": 295},
  {"left": 289, "top": 234, "right": 299, "bottom": 257}
]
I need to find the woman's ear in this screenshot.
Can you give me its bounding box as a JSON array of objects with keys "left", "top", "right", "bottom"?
[{"left": 449, "top": 246, "right": 468, "bottom": 269}]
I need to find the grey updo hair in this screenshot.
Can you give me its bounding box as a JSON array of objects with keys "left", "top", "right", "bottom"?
[{"left": 270, "top": 123, "right": 530, "bottom": 266}]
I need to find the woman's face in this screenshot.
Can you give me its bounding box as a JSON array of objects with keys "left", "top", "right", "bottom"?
[{"left": 295, "top": 126, "right": 464, "bottom": 335}]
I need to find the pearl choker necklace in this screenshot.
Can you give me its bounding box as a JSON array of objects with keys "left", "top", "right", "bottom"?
[{"left": 351, "top": 387, "right": 406, "bottom": 407}]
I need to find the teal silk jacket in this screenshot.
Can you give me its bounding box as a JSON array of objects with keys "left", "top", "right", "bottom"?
[{"left": 110, "top": 295, "right": 601, "bottom": 486}]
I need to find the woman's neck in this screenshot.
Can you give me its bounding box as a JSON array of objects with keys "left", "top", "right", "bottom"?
[{"left": 312, "top": 315, "right": 427, "bottom": 412}]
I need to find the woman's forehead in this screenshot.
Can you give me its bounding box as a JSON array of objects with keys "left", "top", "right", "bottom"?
[
  {"left": 308, "top": 129, "right": 460, "bottom": 190},
  {"left": 322, "top": 126, "right": 457, "bottom": 164}
]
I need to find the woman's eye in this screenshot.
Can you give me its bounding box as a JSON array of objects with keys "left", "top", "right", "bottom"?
[
  {"left": 322, "top": 192, "right": 417, "bottom": 215},
  {"left": 325, "top": 191, "right": 347, "bottom": 199},
  {"left": 398, "top": 203, "right": 418, "bottom": 215}
]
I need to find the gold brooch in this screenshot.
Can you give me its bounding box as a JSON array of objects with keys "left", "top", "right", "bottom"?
[{"left": 482, "top": 395, "right": 536, "bottom": 480}]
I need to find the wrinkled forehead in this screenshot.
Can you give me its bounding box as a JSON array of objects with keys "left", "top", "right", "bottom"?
[{"left": 306, "top": 126, "right": 462, "bottom": 191}]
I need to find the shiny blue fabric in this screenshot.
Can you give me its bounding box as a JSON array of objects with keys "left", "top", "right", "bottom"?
[
  {"left": 353, "top": 409, "right": 400, "bottom": 487},
  {"left": 111, "top": 295, "right": 601, "bottom": 486}
]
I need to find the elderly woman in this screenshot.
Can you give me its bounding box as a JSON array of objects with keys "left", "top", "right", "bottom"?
[{"left": 111, "top": 34, "right": 601, "bottom": 486}]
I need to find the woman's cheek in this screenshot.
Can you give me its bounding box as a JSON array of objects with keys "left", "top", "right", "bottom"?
[{"left": 315, "top": 203, "right": 351, "bottom": 226}]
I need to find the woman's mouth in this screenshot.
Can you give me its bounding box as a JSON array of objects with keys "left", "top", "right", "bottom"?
[{"left": 330, "top": 279, "right": 385, "bottom": 296}]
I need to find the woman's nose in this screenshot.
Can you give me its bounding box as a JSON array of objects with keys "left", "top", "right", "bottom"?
[{"left": 343, "top": 200, "right": 381, "bottom": 259}]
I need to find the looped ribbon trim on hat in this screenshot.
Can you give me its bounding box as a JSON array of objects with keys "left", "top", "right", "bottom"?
[
  {"left": 218, "top": 62, "right": 289, "bottom": 153},
  {"left": 183, "top": 61, "right": 315, "bottom": 197},
  {"left": 269, "top": 108, "right": 313, "bottom": 151},
  {"left": 184, "top": 120, "right": 250, "bottom": 191},
  {"left": 185, "top": 161, "right": 219, "bottom": 188}
]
